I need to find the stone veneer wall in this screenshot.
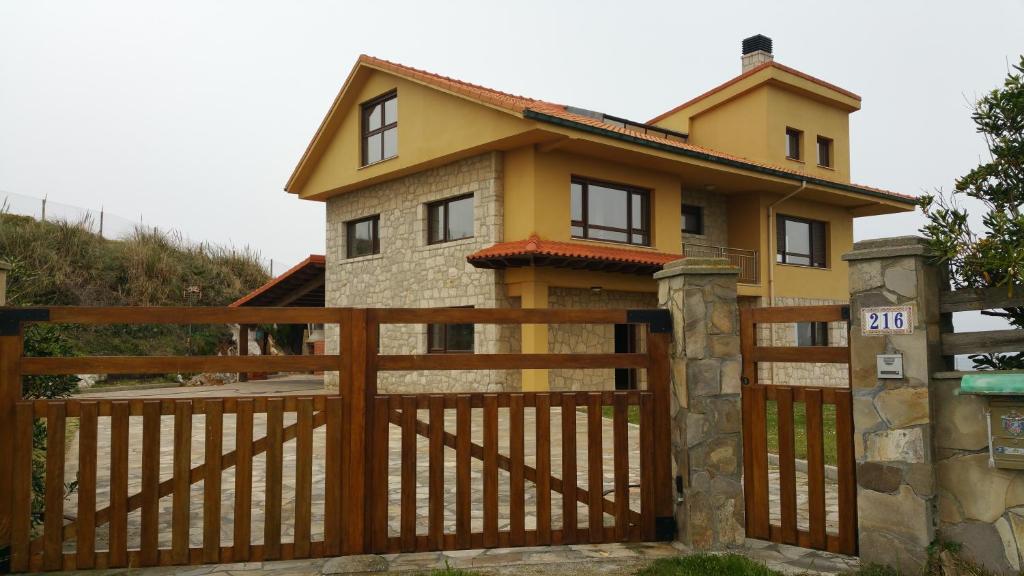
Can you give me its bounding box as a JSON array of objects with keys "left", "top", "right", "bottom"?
[
  {"left": 547, "top": 287, "right": 656, "bottom": 391},
  {"left": 324, "top": 152, "right": 519, "bottom": 393},
  {"left": 656, "top": 258, "right": 745, "bottom": 549},
  {"left": 752, "top": 296, "right": 850, "bottom": 388},
  {"left": 681, "top": 188, "right": 729, "bottom": 249}
]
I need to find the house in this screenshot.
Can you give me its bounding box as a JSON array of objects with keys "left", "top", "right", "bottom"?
[{"left": 284, "top": 35, "right": 916, "bottom": 393}]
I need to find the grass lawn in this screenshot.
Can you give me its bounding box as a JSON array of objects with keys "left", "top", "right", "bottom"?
[{"left": 765, "top": 401, "right": 838, "bottom": 467}]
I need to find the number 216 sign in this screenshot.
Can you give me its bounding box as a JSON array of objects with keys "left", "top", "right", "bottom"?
[{"left": 861, "top": 306, "right": 914, "bottom": 335}]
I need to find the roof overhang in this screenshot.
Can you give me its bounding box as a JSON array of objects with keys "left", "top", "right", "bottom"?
[
  {"left": 230, "top": 255, "right": 326, "bottom": 308},
  {"left": 468, "top": 236, "right": 681, "bottom": 276}
]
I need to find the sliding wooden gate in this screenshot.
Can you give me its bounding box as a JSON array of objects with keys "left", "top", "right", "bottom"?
[
  {"left": 0, "top": 306, "right": 674, "bottom": 572},
  {"left": 739, "top": 305, "right": 857, "bottom": 555}
]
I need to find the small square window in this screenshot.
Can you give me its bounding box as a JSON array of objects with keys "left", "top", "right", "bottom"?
[
  {"left": 817, "top": 136, "right": 833, "bottom": 168},
  {"left": 681, "top": 204, "right": 704, "bottom": 235},
  {"left": 796, "top": 322, "right": 829, "bottom": 346},
  {"left": 427, "top": 194, "right": 474, "bottom": 244},
  {"left": 785, "top": 128, "right": 802, "bottom": 160},
  {"left": 361, "top": 91, "right": 397, "bottom": 166},
  {"left": 346, "top": 215, "right": 380, "bottom": 258},
  {"left": 428, "top": 308, "right": 474, "bottom": 353}
]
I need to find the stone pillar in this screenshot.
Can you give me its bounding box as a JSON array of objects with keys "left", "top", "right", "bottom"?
[
  {"left": 0, "top": 261, "right": 9, "bottom": 306},
  {"left": 843, "top": 236, "right": 946, "bottom": 573},
  {"left": 655, "top": 257, "right": 744, "bottom": 549}
]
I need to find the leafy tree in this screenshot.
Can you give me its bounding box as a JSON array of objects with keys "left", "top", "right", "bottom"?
[{"left": 920, "top": 55, "right": 1024, "bottom": 369}]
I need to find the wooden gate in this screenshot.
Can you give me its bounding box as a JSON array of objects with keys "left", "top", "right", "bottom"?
[
  {"left": 0, "top": 306, "right": 674, "bottom": 572},
  {"left": 739, "top": 305, "right": 857, "bottom": 555}
]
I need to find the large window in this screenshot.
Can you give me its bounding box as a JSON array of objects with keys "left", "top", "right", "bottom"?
[
  {"left": 427, "top": 194, "right": 474, "bottom": 244},
  {"left": 796, "top": 322, "right": 829, "bottom": 346},
  {"left": 785, "top": 127, "right": 802, "bottom": 160},
  {"left": 817, "top": 136, "right": 833, "bottom": 168},
  {"left": 777, "top": 214, "right": 827, "bottom": 268},
  {"left": 681, "top": 204, "right": 704, "bottom": 235},
  {"left": 361, "top": 91, "right": 398, "bottom": 166},
  {"left": 346, "top": 215, "right": 380, "bottom": 258},
  {"left": 570, "top": 178, "right": 649, "bottom": 246},
  {"left": 428, "top": 320, "right": 474, "bottom": 353}
]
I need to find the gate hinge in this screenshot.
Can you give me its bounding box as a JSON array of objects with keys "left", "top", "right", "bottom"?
[
  {"left": 627, "top": 309, "right": 672, "bottom": 333},
  {"left": 0, "top": 308, "right": 50, "bottom": 336},
  {"left": 655, "top": 516, "right": 677, "bottom": 540}
]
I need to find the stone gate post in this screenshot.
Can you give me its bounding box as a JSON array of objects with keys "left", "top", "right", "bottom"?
[
  {"left": 655, "top": 257, "right": 744, "bottom": 549},
  {"left": 843, "top": 236, "right": 946, "bottom": 572}
]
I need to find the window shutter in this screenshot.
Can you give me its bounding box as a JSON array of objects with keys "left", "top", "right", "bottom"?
[
  {"left": 776, "top": 214, "right": 786, "bottom": 260},
  {"left": 811, "top": 221, "right": 827, "bottom": 267}
]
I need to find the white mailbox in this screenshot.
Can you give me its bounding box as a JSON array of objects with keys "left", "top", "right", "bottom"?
[{"left": 876, "top": 354, "right": 904, "bottom": 379}]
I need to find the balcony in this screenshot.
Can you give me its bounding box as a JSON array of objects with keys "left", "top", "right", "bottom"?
[{"left": 682, "top": 243, "right": 760, "bottom": 285}]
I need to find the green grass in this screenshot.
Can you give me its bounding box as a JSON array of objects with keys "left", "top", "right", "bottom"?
[
  {"left": 635, "top": 554, "right": 783, "bottom": 576},
  {"left": 765, "top": 401, "right": 838, "bottom": 467}
]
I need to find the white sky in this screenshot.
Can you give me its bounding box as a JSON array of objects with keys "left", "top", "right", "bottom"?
[{"left": 2, "top": 0, "right": 1022, "bottom": 270}]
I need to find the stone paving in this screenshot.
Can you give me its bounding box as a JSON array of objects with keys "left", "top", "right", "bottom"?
[
  {"left": 766, "top": 465, "right": 840, "bottom": 534},
  {"left": 50, "top": 539, "right": 860, "bottom": 575}
]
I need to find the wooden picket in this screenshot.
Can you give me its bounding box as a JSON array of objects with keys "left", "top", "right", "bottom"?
[{"left": 0, "top": 306, "right": 673, "bottom": 572}]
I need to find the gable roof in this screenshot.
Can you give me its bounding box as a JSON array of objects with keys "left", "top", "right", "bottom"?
[
  {"left": 288, "top": 55, "right": 915, "bottom": 206},
  {"left": 647, "top": 60, "right": 862, "bottom": 125},
  {"left": 230, "top": 255, "right": 325, "bottom": 308}
]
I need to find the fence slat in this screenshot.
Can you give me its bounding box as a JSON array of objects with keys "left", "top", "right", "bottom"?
[
  {"left": 776, "top": 388, "right": 798, "bottom": 545},
  {"left": 172, "top": 400, "right": 192, "bottom": 565},
  {"left": 324, "top": 396, "right": 343, "bottom": 556},
  {"left": 536, "top": 393, "right": 552, "bottom": 545},
  {"left": 264, "top": 398, "right": 284, "bottom": 560},
  {"left": 428, "top": 395, "right": 444, "bottom": 551},
  {"left": 294, "top": 398, "right": 313, "bottom": 557},
  {"left": 371, "top": 396, "right": 390, "bottom": 553},
  {"left": 561, "top": 393, "right": 578, "bottom": 545},
  {"left": 613, "top": 393, "right": 629, "bottom": 541},
  {"left": 140, "top": 401, "right": 161, "bottom": 566},
  {"left": 456, "top": 394, "right": 472, "bottom": 550},
  {"left": 587, "top": 393, "right": 603, "bottom": 543},
  {"left": 483, "top": 394, "right": 499, "bottom": 548},
  {"left": 10, "top": 402, "right": 34, "bottom": 573},
  {"left": 43, "top": 402, "right": 66, "bottom": 571},
  {"left": 509, "top": 393, "right": 525, "bottom": 546},
  {"left": 742, "top": 385, "right": 770, "bottom": 540},
  {"left": 805, "top": 389, "right": 827, "bottom": 550},
  {"left": 835, "top": 390, "right": 857, "bottom": 555},
  {"left": 109, "top": 401, "right": 130, "bottom": 567},
  {"left": 75, "top": 401, "right": 98, "bottom": 570},
  {"left": 203, "top": 399, "right": 223, "bottom": 563},
  {"left": 639, "top": 393, "right": 655, "bottom": 541},
  {"left": 234, "top": 399, "right": 254, "bottom": 561},
  {"left": 400, "top": 395, "right": 417, "bottom": 552}
]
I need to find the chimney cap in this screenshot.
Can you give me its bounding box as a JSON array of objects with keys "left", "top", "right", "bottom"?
[{"left": 742, "top": 35, "right": 773, "bottom": 55}]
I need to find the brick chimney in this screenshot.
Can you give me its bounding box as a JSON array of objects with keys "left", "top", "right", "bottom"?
[{"left": 741, "top": 34, "right": 773, "bottom": 72}]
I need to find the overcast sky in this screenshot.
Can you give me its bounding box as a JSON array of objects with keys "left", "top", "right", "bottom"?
[{"left": 2, "top": 0, "right": 1022, "bottom": 269}]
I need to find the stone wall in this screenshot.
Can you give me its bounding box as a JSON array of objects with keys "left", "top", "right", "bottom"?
[
  {"left": 547, "top": 287, "right": 656, "bottom": 391},
  {"left": 324, "top": 152, "right": 519, "bottom": 393},
  {"left": 751, "top": 295, "right": 850, "bottom": 388},
  {"left": 656, "top": 258, "right": 745, "bottom": 549},
  {"left": 681, "top": 188, "right": 729, "bottom": 249}
]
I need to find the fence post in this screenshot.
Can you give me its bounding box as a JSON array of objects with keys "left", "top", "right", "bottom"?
[
  {"left": 654, "top": 257, "right": 744, "bottom": 549},
  {"left": 0, "top": 319, "right": 25, "bottom": 554}
]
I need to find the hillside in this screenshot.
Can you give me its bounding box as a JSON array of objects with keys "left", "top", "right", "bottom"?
[{"left": 0, "top": 213, "right": 270, "bottom": 357}]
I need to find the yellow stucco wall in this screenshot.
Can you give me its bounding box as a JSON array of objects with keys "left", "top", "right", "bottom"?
[
  {"left": 296, "top": 70, "right": 533, "bottom": 199},
  {"left": 765, "top": 87, "right": 851, "bottom": 182},
  {"left": 687, "top": 86, "right": 770, "bottom": 166}
]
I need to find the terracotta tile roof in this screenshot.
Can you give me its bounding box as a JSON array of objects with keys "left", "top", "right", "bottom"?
[
  {"left": 467, "top": 235, "right": 681, "bottom": 275},
  {"left": 647, "top": 61, "right": 861, "bottom": 125},
  {"left": 360, "top": 56, "right": 914, "bottom": 205},
  {"left": 230, "top": 254, "right": 326, "bottom": 308}
]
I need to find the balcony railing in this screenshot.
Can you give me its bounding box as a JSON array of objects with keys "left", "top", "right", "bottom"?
[{"left": 682, "top": 243, "right": 760, "bottom": 285}]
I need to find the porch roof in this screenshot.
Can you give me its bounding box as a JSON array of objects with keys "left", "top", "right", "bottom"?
[
  {"left": 229, "top": 255, "right": 326, "bottom": 308},
  {"left": 467, "top": 235, "right": 682, "bottom": 276}
]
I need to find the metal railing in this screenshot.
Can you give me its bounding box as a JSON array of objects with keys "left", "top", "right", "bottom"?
[{"left": 682, "top": 243, "right": 760, "bottom": 285}]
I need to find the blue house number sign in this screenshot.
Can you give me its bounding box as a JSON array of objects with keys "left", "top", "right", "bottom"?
[{"left": 861, "top": 306, "right": 914, "bottom": 335}]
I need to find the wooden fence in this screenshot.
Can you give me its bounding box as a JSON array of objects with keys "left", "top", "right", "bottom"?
[{"left": 0, "top": 306, "right": 674, "bottom": 572}]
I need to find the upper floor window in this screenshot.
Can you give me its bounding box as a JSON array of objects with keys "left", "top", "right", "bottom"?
[
  {"left": 571, "top": 178, "right": 649, "bottom": 246},
  {"left": 346, "top": 215, "right": 380, "bottom": 258},
  {"left": 796, "top": 322, "right": 829, "bottom": 346},
  {"left": 776, "top": 214, "right": 827, "bottom": 268},
  {"left": 817, "top": 136, "right": 833, "bottom": 168},
  {"left": 361, "top": 91, "right": 397, "bottom": 166},
  {"left": 785, "top": 128, "right": 802, "bottom": 160},
  {"left": 681, "top": 204, "right": 704, "bottom": 235},
  {"left": 427, "top": 194, "right": 474, "bottom": 244}
]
